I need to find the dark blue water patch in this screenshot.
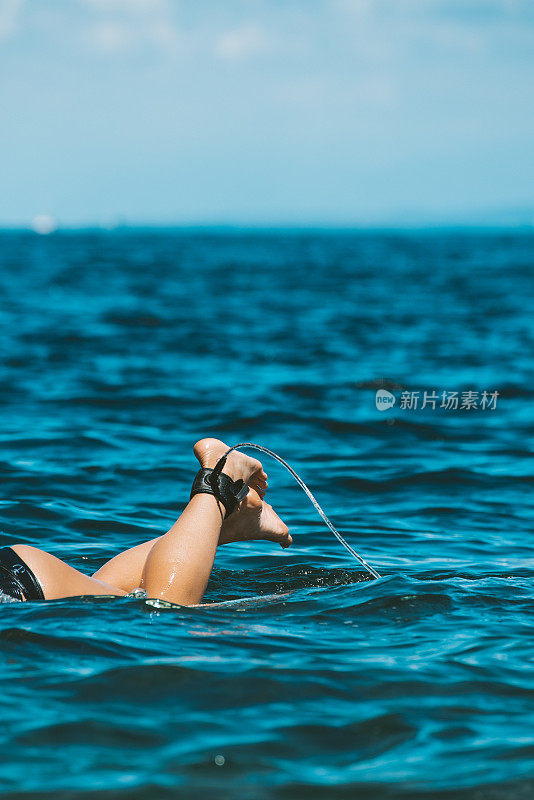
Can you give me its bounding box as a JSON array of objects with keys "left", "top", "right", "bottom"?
[{"left": 1, "top": 229, "right": 533, "bottom": 797}]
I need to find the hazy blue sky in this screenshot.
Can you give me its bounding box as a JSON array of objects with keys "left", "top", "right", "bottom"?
[{"left": 0, "top": 0, "right": 533, "bottom": 226}]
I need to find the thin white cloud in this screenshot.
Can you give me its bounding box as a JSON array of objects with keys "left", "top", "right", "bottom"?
[
  {"left": 82, "top": 0, "right": 182, "bottom": 55},
  {"left": 0, "top": 0, "right": 23, "bottom": 43},
  {"left": 330, "top": 0, "right": 487, "bottom": 59},
  {"left": 215, "top": 23, "right": 271, "bottom": 60}
]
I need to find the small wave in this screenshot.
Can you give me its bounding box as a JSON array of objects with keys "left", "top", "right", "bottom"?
[
  {"left": 339, "top": 467, "right": 534, "bottom": 491},
  {"left": 205, "top": 564, "right": 370, "bottom": 603}
]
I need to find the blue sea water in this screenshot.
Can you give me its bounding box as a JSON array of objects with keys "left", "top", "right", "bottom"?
[{"left": 0, "top": 228, "right": 533, "bottom": 799}]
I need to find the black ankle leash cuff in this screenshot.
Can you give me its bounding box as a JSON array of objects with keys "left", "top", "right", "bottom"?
[{"left": 190, "top": 467, "right": 248, "bottom": 517}]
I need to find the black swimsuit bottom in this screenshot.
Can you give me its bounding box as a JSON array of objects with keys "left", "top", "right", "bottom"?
[{"left": 0, "top": 547, "right": 45, "bottom": 601}]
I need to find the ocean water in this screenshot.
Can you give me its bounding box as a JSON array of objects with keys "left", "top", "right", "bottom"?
[{"left": 0, "top": 229, "right": 533, "bottom": 799}]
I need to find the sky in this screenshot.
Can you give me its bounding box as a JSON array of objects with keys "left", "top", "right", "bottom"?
[{"left": 0, "top": 0, "right": 533, "bottom": 227}]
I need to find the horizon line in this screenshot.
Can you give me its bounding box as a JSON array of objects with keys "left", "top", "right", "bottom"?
[{"left": 1, "top": 221, "right": 534, "bottom": 234}]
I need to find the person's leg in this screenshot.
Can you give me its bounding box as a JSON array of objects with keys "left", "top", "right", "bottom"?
[
  {"left": 92, "top": 440, "right": 270, "bottom": 593},
  {"left": 140, "top": 494, "right": 224, "bottom": 604},
  {"left": 13, "top": 438, "right": 288, "bottom": 603},
  {"left": 139, "top": 438, "right": 268, "bottom": 605},
  {"left": 91, "top": 536, "right": 162, "bottom": 593},
  {"left": 91, "top": 488, "right": 293, "bottom": 594},
  {"left": 11, "top": 545, "right": 127, "bottom": 600}
]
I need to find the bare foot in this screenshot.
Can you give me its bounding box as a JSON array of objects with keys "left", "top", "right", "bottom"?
[
  {"left": 193, "top": 438, "right": 268, "bottom": 499},
  {"left": 219, "top": 487, "right": 292, "bottom": 549}
]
